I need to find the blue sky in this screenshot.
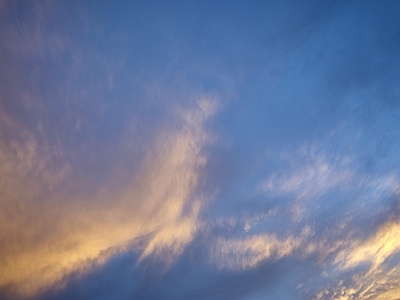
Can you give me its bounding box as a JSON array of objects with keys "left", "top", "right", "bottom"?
[{"left": 1, "top": 1, "right": 400, "bottom": 299}]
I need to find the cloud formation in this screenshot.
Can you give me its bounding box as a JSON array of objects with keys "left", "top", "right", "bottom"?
[
  {"left": 0, "top": 93, "right": 217, "bottom": 297},
  {"left": 1, "top": 0, "right": 400, "bottom": 299},
  {"left": 205, "top": 132, "right": 400, "bottom": 299}
]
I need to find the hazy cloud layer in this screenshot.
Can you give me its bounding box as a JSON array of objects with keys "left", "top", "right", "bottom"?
[{"left": 1, "top": 0, "right": 400, "bottom": 299}]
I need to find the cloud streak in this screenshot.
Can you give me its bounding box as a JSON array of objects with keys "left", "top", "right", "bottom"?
[
  {"left": 1, "top": 0, "right": 400, "bottom": 299},
  {"left": 0, "top": 97, "right": 217, "bottom": 297},
  {"left": 205, "top": 130, "right": 400, "bottom": 299}
]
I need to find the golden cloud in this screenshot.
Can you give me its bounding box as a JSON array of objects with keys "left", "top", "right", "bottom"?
[{"left": 0, "top": 99, "right": 216, "bottom": 297}]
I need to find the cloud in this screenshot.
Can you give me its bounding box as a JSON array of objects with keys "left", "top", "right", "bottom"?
[
  {"left": 211, "top": 233, "right": 300, "bottom": 270},
  {"left": 308, "top": 219, "right": 400, "bottom": 300},
  {"left": 1, "top": 1, "right": 400, "bottom": 299},
  {"left": 0, "top": 2, "right": 223, "bottom": 297},
  {"left": 0, "top": 97, "right": 217, "bottom": 298},
  {"left": 317, "top": 219, "right": 400, "bottom": 300},
  {"left": 205, "top": 131, "right": 400, "bottom": 298}
]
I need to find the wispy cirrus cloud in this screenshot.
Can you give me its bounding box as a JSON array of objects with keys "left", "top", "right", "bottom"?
[
  {"left": 205, "top": 129, "right": 400, "bottom": 299},
  {"left": 2, "top": 0, "right": 400, "bottom": 299},
  {"left": 0, "top": 93, "right": 217, "bottom": 297},
  {"left": 1, "top": 2, "right": 224, "bottom": 297},
  {"left": 319, "top": 219, "right": 400, "bottom": 300}
]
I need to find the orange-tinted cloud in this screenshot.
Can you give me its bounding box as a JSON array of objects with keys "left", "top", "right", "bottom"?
[{"left": 0, "top": 99, "right": 216, "bottom": 297}]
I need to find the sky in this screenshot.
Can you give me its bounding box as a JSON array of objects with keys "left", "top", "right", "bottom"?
[{"left": 1, "top": 0, "right": 400, "bottom": 299}]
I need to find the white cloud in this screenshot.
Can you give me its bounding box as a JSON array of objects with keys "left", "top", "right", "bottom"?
[
  {"left": 211, "top": 233, "right": 301, "bottom": 270},
  {"left": 209, "top": 135, "right": 400, "bottom": 299}
]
